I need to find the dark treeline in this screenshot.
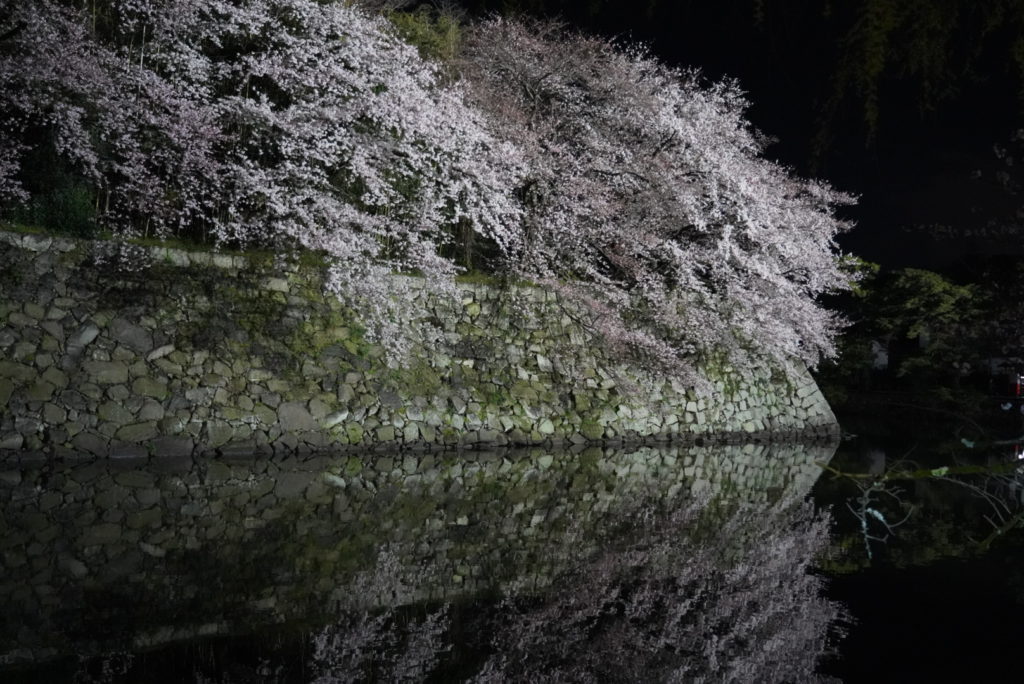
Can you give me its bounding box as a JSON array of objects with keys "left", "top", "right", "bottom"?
[{"left": 449, "top": 0, "right": 1024, "bottom": 263}]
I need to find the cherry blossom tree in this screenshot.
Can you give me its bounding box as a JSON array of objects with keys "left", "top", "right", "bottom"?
[
  {"left": 459, "top": 18, "right": 854, "bottom": 375},
  {"left": 1, "top": 3, "right": 854, "bottom": 371},
  {"left": 0, "top": 0, "right": 524, "bottom": 358}
]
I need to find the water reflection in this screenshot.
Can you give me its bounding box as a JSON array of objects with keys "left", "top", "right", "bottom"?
[
  {"left": 0, "top": 442, "right": 840, "bottom": 682},
  {"left": 814, "top": 438, "right": 1024, "bottom": 682},
  {"left": 818, "top": 441, "right": 1024, "bottom": 569},
  {"left": 309, "top": 500, "right": 839, "bottom": 683}
]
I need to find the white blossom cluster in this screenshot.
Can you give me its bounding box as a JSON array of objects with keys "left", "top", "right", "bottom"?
[
  {"left": 460, "top": 19, "right": 855, "bottom": 373},
  {"left": 0, "top": 2, "right": 853, "bottom": 371}
]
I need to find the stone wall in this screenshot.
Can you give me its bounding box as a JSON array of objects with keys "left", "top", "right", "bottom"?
[
  {"left": 0, "top": 442, "right": 834, "bottom": 664},
  {"left": 0, "top": 230, "right": 838, "bottom": 457}
]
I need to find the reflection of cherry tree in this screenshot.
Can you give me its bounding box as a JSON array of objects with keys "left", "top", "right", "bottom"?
[
  {"left": 471, "top": 500, "right": 841, "bottom": 683},
  {"left": 309, "top": 499, "right": 844, "bottom": 683},
  {"left": 311, "top": 606, "right": 452, "bottom": 684}
]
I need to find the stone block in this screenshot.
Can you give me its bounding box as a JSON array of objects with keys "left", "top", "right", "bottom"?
[
  {"left": 116, "top": 422, "right": 159, "bottom": 442},
  {"left": 81, "top": 523, "right": 121, "bottom": 546},
  {"left": 133, "top": 377, "right": 168, "bottom": 400},
  {"left": 150, "top": 436, "right": 195, "bottom": 458},
  {"left": 147, "top": 344, "right": 175, "bottom": 361},
  {"left": 0, "top": 378, "right": 13, "bottom": 406},
  {"left": 137, "top": 399, "right": 165, "bottom": 421},
  {"left": 72, "top": 432, "right": 109, "bottom": 456},
  {"left": 109, "top": 444, "right": 148, "bottom": 459},
  {"left": 99, "top": 401, "right": 134, "bottom": 425},
  {"left": 25, "top": 380, "right": 55, "bottom": 401},
  {"left": 83, "top": 361, "right": 129, "bottom": 385},
  {"left": 126, "top": 508, "right": 162, "bottom": 530},
  {"left": 0, "top": 361, "right": 35, "bottom": 383},
  {"left": 41, "top": 366, "right": 68, "bottom": 389},
  {"left": 277, "top": 401, "right": 317, "bottom": 432},
  {"left": 275, "top": 472, "right": 310, "bottom": 498},
  {"left": 68, "top": 323, "right": 100, "bottom": 349}
]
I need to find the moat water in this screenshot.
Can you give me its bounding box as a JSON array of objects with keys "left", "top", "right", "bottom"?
[{"left": 1, "top": 435, "right": 1022, "bottom": 682}]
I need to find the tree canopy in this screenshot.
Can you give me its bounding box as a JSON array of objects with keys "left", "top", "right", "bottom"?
[{"left": 0, "top": 0, "right": 854, "bottom": 375}]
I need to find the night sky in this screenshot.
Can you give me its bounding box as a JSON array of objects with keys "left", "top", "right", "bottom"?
[{"left": 452, "top": 0, "right": 1024, "bottom": 270}]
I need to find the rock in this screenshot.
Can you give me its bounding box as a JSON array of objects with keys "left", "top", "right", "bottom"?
[
  {"left": 277, "top": 401, "right": 317, "bottom": 432},
  {"left": 264, "top": 277, "right": 289, "bottom": 292},
  {"left": 59, "top": 555, "right": 89, "bottom": 578},
  {"left": 218, "top": 442, "right": 269, "bottom": 458},
  {"left": 0, "top": 378, "right": 12, "bottom": 406},
  {"left": 72, "top": 432, "right": 109, "bottom": 456},
  {"left": 309, "top": 398, "right": 331, "bottom": 419},
  {"left": 150, "top": 436, "right": 194, "bottom": 458},
  {"left": 379, "top": 391, "right": 402, "bottom": 409},
  {"left": 126, "top": 508, "right": 162, "bottom": 530},
  {"left": 21, "top": 233, "right": 53, "bottom": 251},
  {"left": 99, "top": 401, "right": 134, "bottom": 425},
  {"left": 23, "top": 302, "right": 45, "bottom": 319},
  {"left": 41, "top": 366, "right": 68, "bottom": 389},
  {"left": 254, "top": 404, "right": 277, "bottom": 425},
  {"left": 275, "top": 472, "right": 310, "bottom": 498},
  {"left": 403, "top": 423, "right": 419, "bottom": 442},
  {"left": 109, "top": 318, "right": 153, "bottom": 353},
  {"left": 323, "top": 411, "right": 348, "bottom": 428},
  {"left": 110, "top": 444, "right": 148, "bottom": 459},
  {"left": 114, "top": 471, "right": 156, "bottom": 488},
  {"left": 132, "top": 377, "right": 168, "bottom": 400},
  {"left": 0, "top": 361, "right": 36, "bottom": 383},
  {"left": 94, "top": 485, "right": 129, "bottom": 509},
  {"left": 204, "top": 461, "right": 232, "bottom": 482},
  {"left": 68, "top": 323, "right": 100, "bottom": 350},
  {"left": 203, "top": 420, "right": 234, "bottom": 448},
  {"left": 185, "top": 387, "right": 214, "bottom": 404},
  {"left": 83, "top": 361, "right": 129, "bottom": 385},
  {"left": 251, "top": 478, "right": 276, "bottom": 498},
  {"left": 116, "top": 422, "right": 158, "bottom": 442},
  {"left": 580, "top": 421, "right": 604, "bottom": 440},
  {"left": 137, "top": 399, "right": 165, "bottom": 421},
  {"left": 323, "top": 472, "right": 346, "bottom": 488},
  {"left": 107, "top": 384, "right": 131, "bottom": 402},
  {"left": 478, "top": 428, "right": 500, "bottom": 443},
  {"left": 82, "top": 523, "right": 121, "bottom": 546},
  {"left": 0, "top": 433, "right": 24, "bottom": 450},
  {"left": 146, "top": 344, "right": 175, "bottom": 361},
  {"left": 139, "top": 542, "right": 166, "bottom": 558}
]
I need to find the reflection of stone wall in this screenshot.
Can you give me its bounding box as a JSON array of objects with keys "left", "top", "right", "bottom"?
[
  {"left": 0, "top": 443, "right": 834, "bottom": 665},
  {"left": 0, "top": 230, "right": 837, "bottom": 456}
]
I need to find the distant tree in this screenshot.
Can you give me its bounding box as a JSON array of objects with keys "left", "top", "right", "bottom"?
[
  {"left": 816, "top": 265, "right": 990, "bottom": 409},
  {"left": 805, "top": 0, "right": 1024, "bottom": 158},
  {"left": 459, "top": 18, "right": 853, "bottom": 376}
]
